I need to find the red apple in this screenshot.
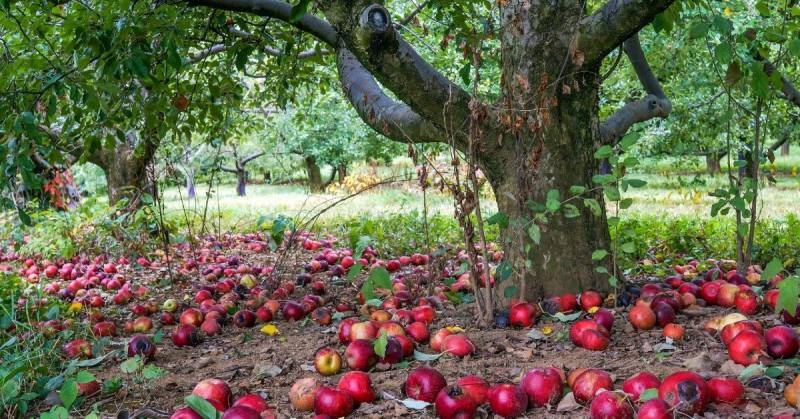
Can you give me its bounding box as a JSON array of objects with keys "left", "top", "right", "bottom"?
[
  {"left": 441, "top": 334, "right": 476, "bottom": 357},
  {"left": 628, "top": 304, "right": 656, "bottom": 330},
  {"left": 589, "top": 390, "right": 633, "bottom": 419},
  {"left": 509, "top": 302, "right": 540, "bottom": 328},
  {"left": 344, "top": 339, "right": 378, "bottom": 371},
  {"left": 658, "top": 371, "right": 710, "bottom": 415},
  {"left": 132, "top": 316, "right": 153, "bottom": 333},
  {"left": 591, "top": 308, "right": 615, "bottom": 331},
  {"left": 728, "top": 330, "right": 766, "bottom": 366},
  {"left": 734, "top": 290, "right": 759, "bottom": 315},
  {"left": 486, "top": 383, "right": 528, "bottom": 418},
  {"left": 581, "top": 329, "right": 611, "bottom": 351},
  {"left": 92, "top": 321, "right": 117, "bottom": 337},
  {"left": 456, "top": 375, "right": 489, "bottom": 405},
  {"left": 62, "top": 339, "right": 92, "bottom": 359},
  {"left": 707, "top": 377, "right": 744, "bottom": 404},
  {"left": 180, "top": 308, "right": 203, "bottom": 327},
  {"left": 404, "top": 366, "right": 447, "bottom": 403},
  {"left": 172, "top": 324, "right": 201, "bottom": 347},
  {"left": 572, "top": 368, "right": 613, "bottom": 404},
  {"left": 411, "top": 305, "right": 436, "bottom": 324},
  {"left": 337, "top": 317, "right": 359, "bottom": 344},
  {"left": 637, "top": 399, "right": 669, "bottom": 419},
  {"left": 570, "top": 319, "right": 609, "bottom": 346},
  {"left": 282, "top": 301, "right": 305, "bottom": 321},
  {"left": 314, "top": 387, "right": 354, "bottom": 418},
  {"left": 521, "top": 368, "right": 563, "bottom": 407},
  {"left": 289, "top": 378, "right": 320, "bottom": 412},
  {"left": 721, "top": 320, "right": 763, "bottom": 346},
  {"left": 435, "top": 385, "right": 478, "bottom": 419},
  {"left": 405, "top": 321, "right": 429, "bottom": 343},
  {"left": 170, "top": 407, "right": 202, "bottom": 419},
  {"left": 430, "top": 328, "right": 453, "bottom": 352},
  {"left": 717, "top": 283, "right": 740, "bottom": 307},
  {"left": 622, "top": 371, "right": 660, "bottom": 401},
  {"left": 337, "top": 371, "right": 375, "bottom": 404},
  {"left": 221, "top": 406, "right": 260, "bottom": 419},
  {"left": 580, "top": 290, "right": 603, "bottom": 311},
  {"left": 765, "top": 325, "right": 800, "bottom": 359},
  {"left": 232, "top": 393, "right": 270, "bottom": 414},
  {"left": 192, "top": 378, "right": 232, "bottom": 411},
  {"left": 699, "top": 282, "right": 720, "bottom": 304},
  {"left": 127, "top": 334, "right": 156, "bottom": 361},
  {"left": 233, "top": 310, "right": 256, "bottom": 328},
  {"left": 349, "top": 321, "right": 378, "bottom": 341}
]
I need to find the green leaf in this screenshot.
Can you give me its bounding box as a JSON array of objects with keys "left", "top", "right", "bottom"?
[
  {"left": 166, "top": 40, "right": 183, "bottom": 70},
  {"left": 762, "top": 258, "right": 783, "bottom": 282},
  {"left": 60, "top": 380, "right": 77, "bottom": 410},
  {"left": 360, "top": 280, "right": 376, "bottom": 302},
  {"left": 776, "top": 276, "right": 799, "bottom": 316},
  {"left": 618, "top": 198, "right": 634, "bottom": 210},
  {"left": 788, "top": 38, "right": 800, "bottom": 58},
  {"left": 688, "top": 21, "right": 710, "bottom": 39},
  {"left": 765, "top": 366, "right": 784, "bottom": 378},
  {"left": 373, "top": 331, "right": 388, "bottom": 357},
  {"left": 562, "top": 204, "right": 580, "bottom": 218},
  {"left": 354, "top": 236, "right": 372, "bottom": 259},
  {"left": 75, "top": 371, "right": 96, "bottom": 384},
  {"left": 2, "top": 379, "right": 20, "bottom": 401},
  {"left": 458, "top": 62, "right": 471, "bottom": 85},
  {"left": 738, "top": 364, "right": 765, "bottom": 381},
  {"left": 591, "top": 249, "right": 608, "bottom": 261},
  {"left": 503, "top": 285, "right": 519, "bottom": 299},
  {"left": 594, "top": 145, "right": 613, "bottom": 159},
  {"left": 413, "top": 350, "right": 443, "bottom": 362},
  {"left": 618, "top": 132, "right": 641, "bottom": 150},
  {"left": 551, "top": 312, "right": 582, "bottom": 322},
  {"left": 545, "top": 189, "right": 561, "bottom": 212},
  {"left": 584, "top": 198, "right": 602, "bottom": 216},
  {"left": 120, "top": 356, "right": 143, "bottom": 374},
  {"left": 486, "top": 212, "right": 509, "bottom": 229},
  {"left": 627, "top": 179, "right": 647, "bottom": 188},
  {"left": 527, "top": 224, "right": 541, "bottom": 245},
  {"left": 346, "top": 263, "right": 363, "bottom": 281},
  {"left": 495, "top": 261, "right": 513, "bottom": 282},
  {"left": 368, "top": 267, "right": 392, "bottom": 290},
  {"left": 185, "top": 395, "right": 220, "bottom": 419},
  {"left": 142, "top": 364, "right": 165, "bottom": 380},
  {"left": 289, "top": 0, "right": 313, "bottom": 23},
  {"left": 620, "top": 242, "right": 636, "bottom": 254},
  {"left": 569, "top": 185, "right": 586, "bottom": 195},
  {"left": 639, "top": 388, "right": 658, "bottom": 402}
]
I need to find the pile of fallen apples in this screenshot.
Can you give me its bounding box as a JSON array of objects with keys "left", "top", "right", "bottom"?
[{"left": 5, "top": 232, "right": 800, "bottom": 418}]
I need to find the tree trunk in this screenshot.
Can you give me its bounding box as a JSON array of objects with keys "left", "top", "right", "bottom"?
[
  {"left": 305, "top": 156, "right": 324, "bottom": 192},
  {"left": 486, "top": 2, "right": 612, "bottom": 302},
  {"left": 236, "top": 170, "right": 247, "bottom": 196},
  {"left": 337, "top": 163, "right": 347, "bottom": 183},
  {"left": 102, "top": 154, "right": 148, "bottom": 206},
  {"left": 706, "top": 153, "right": 722, "bottom": 175},
  {"left": 186, "top": 170, "right": 196, "bottom": 199},
  {"left": 781, "top": 142, "right": 790, "bottom": 156}
]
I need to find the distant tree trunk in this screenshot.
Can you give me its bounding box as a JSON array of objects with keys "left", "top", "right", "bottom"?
[
  {"left": 337, "top": 163, "right": 347, "bottom": 183},
  {"left": 781, "top": 142, "right": 790, "bottom": 156},
  {"left": 236, "top": 170, "right": 247, "bottom": 196},
  {"left": 706, "top": 153, "right": 722, "bottom": 175},
  {"left": 305, "top": 156, "right": 324, "bottom": 192},
  {"left": 186, "top": 170, "right": 196, "bottom": 199}
]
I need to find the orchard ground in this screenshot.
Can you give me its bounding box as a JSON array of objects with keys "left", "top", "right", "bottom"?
[{"left": 3, "top": 154, "right": 800, "bottom": 418}]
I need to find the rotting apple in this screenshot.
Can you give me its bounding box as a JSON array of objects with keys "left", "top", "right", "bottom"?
[
  {"left": 658, "top": 371, "right": 710, "bottom": 416},
  {"left": 289, "top": 378, "right": 320, "bottom": 412},
  {"left": 435, "top": 385, "right": 478, "bottom": 419}
]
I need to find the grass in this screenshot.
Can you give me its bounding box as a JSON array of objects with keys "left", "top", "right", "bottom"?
[{"left": 157, "top": 170, "right": 799, "bottom": 234}]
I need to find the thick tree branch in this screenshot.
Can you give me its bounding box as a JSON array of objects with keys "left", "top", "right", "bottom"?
[
  {"left": 240, "top": 152, "right": 265, "bottom": 165},
  {"left": 337, "top": 49, "right": 442, "bottom": 143},
  {"left": 220, "top": 166, "right": 238, "bottom": 173},
  {"left": 186, "top": 0, "right": 338, "bottom": 46},
  {"left": 578, "top": 0, "right": 677, "bottom": 64},
  {"left": 764, "top": 61, "right": 800, "bottom": 108},
  {"left": 600, "top": 35, "right": 671, "bottom": 144},
  {"left": 321, "top": 2, "right": 471, "bottom": 146}
]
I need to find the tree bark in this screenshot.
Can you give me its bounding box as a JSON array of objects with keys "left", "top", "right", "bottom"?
[
  {"left": 337, "top": 163, "right": 347, "bottom": 183},
  {"left": 706, "top": 153, "right": 722, "bottom": 175},
  {"left": 305, "top": 156, "right": 324, "bottom": 192},
  {"left": 483, "top": 1, "right": 612, "bottom": 301},
  {"left": 236, "top": 170, "right": 247, "bottom": 196},
  {"left": 186, "top": 170, "right": 197, "bottom": 199},
  {"left": 781, "top": 142, "right": 790, "bottom": 156}
]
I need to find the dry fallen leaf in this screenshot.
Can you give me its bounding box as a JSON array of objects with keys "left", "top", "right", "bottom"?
[{"left": 556, "top": 392, "right": 581, "bottom": 412}]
